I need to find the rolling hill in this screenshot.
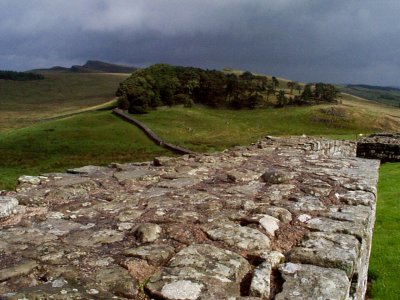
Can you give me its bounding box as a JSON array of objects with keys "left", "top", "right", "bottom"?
[
  {"left": 30, "top": 60, "right": 137, "bottom": 74},
  {"left": 340, "top": 84, "right": 400, "bottom": 107}
]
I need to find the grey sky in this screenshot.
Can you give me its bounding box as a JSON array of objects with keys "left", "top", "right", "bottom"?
[{"left": 1, "top": 0, "right": 400, "bottom": 85}]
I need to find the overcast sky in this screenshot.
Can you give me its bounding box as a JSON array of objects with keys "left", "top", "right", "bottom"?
[{"left": 1, "top": 0, "right": 400, "bottom": 85}]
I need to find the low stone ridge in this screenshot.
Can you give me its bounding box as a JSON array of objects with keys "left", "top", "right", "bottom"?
[
  {"left": 0, "top": 136, "right": 379, "bottom": 299},
  {"left": 357, "top": 132, "right": 400, "bottom": 162}
]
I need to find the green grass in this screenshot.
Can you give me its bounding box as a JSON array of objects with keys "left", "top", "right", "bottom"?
[
  {"left": 0, "top": 110, "right": 169, "bottom": 190},
  {"left": 134, "top": 105, "right": 379, "bottom": 152},
  {"left": 0, "top": 103, "right": 379, "bottom": 190},
  {"left": 0, "top": 72, "right": 129, "bottom": 131},
  {"left": 368, "top": 162, "right": 400, "bottom": 299}
]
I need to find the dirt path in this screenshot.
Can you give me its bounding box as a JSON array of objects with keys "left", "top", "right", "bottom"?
[{"left": 38, "top": 98, "right": 118, "bottom": 122}]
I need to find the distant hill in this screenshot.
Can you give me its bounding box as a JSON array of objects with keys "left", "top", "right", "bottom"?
[
  {"left": 30, "top": 60, "right": 137, "bottom": 74},
  {"left": 340, "top": 84, "right": 400, "bottom": 107}
]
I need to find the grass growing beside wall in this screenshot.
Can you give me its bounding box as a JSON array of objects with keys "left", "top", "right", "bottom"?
[
  {"left": 0, "top": 111, "right": 170, "bottom": 190},
  {"left": 369, "top": 162, "right": 400, "bottom": 299}
]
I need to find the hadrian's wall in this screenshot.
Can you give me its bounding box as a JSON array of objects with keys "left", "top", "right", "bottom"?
[{"left": 0, "top": 136, "right": 380, "bottom": 299}]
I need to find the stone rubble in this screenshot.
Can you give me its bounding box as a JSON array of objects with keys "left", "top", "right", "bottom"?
[{"left": 0, "top": 136, "right": 379, "bottom": 299}]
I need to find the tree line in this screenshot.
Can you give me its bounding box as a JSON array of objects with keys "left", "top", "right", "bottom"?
[
  {"left": 0, "top": 70, "right": 44, "bottom": 81},
  {"left": 116, "top": 64, "right": 339, "bottom": 113}
]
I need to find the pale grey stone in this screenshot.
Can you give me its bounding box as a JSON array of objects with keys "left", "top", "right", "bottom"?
[
  {"left": 113, "top": 169, "right": 158, "bottom": 182},
  {"left": 276, "top": 263, "right": 350, "bottom": 300},
  {"left": 161, "top": 280, "right": 204, "bottom": 300},
  {"left": 259, "top": 215, "right": 280, "bottom": 236},
  {"left": 306, "top": 217, "right": 365, "bottom": 239},
  {"left": 18, "top": 175, "right": 43, "bottom": 185},
  {"left": 297, "top": 214, "right": 312, "bottom": 223},
  {"left": 205, "top": 222, "right": 270, "bottom": 251},
  {"left": 0, "top": 196, "right": 18, "bottom": 219},
  {"left": 338, "top": 190, "right": 376, "bottom": 207},
  {"left": 255, "top": 206, "right": 292, "bottom": 223},
  {"left": 287, "top": 232, "right": 360, "bottom": 277},
  {"left": 67, "top": 165, "right": 110, "bottom": 175},
  {"left": 146, "top": 244, "right": 251, "bottom": 299},
  {"left": 250, "top": 262, "right": 272, "bottom": 299},
  {"left": 261, "top": 250, "right": 285, "bottom": 266}
]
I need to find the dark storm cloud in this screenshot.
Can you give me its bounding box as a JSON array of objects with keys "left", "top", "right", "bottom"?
[{"left": 1, "top": 0, "right": 400, "bottom": 85}]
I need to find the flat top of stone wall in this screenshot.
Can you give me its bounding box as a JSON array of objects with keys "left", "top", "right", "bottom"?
[
  {"left": 0, "top": 136, "right": 379, "bottom": 300},
  {"left": 360, "top": 132, "right": 400, "bottom": 144}
]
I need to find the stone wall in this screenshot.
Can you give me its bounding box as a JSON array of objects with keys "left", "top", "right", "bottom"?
[
  {"left": 0, "top": 136, "right": 379, "bottom": 299},
  {"left": 357, "top": 133, "right": 400, "bottom": 162}
]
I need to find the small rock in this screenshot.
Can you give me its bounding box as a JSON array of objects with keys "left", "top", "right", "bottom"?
[
  {"left": 124, "top": 244, "right": 175, "bottom": 265},
  {"left": 259, "top": 215, "right": 280, "bottom": 236},
  {"left": 161, "top": 280, "right": 204, "bottom": 300},
  {"left": 95, "top": 266, "right": 138, "bottom": 298},
  {"left": 254, "top": 206, "right": 292, "bottom": 223},
  {"left": 154, "top": 157, "right": 176, "bottom": 166},
  {"left": 118, "top": 222, "right": 134, "bottom": 231},
  {"left": 260, "top": 169, "right": 294, "bottom": 184},
  {"left": 297, "top": 214, "right": 312, "bottom": 223},
  {"left": 205, "top": 222, "right": 270, "bottom": 251},
  {"left": 67, "top": 165, "right": 110, "bottom": 175},
  {"left": 0, "top": 196, "right": 19, "bottom": 219},
  {"left": 260, "top": 250, "right": 285, "bottom": 266},
  {"left": 18, "top": 175, "right": 43, "bottom": 185},
  {"left": 250, "top": 262, "right": 272, "bottom": 299},
  {"left": 276, "top": 263, "right": 350, "bottom": 300},
  {"left": 116, "top": 210, "right": 144, "bottom": 222},
  {"left": 0, "top": 259, "right": 38, "bottom": 282},
  {"left": 134, "top": 223, "right": 162, "bottom": 243}
]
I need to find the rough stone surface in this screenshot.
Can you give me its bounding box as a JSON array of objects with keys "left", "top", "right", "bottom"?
[
  {"left": 250, "top": 262, "right": 273, "bottom": 299},
  {"left": 205, "top": 222, "right": 271, "bottom": 251},
  {"left": 276, "top": 263, "right": 350, "bottom": 300},
  {"left": 287, "top": 232, "right": 360, "bottom": 277},
  {"left": 134, "top": 223, "right": 162, "bottom": 243},
  {"left": 0, "top": 136, "right": 380, "bottom": 299},
  {"left": 0, "top": 196, "right": 18, "bottom": 219},
  {"left": 124, "top": 244, "right": 175, "bottom": 265},
  {"left": 146, "top": 244, "right": 251, "bottom": 299}
]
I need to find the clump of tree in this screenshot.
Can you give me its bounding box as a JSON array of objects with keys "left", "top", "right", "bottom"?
[
  {"left": 291, "top": 82, "right": 339, "bottom": 106},
  {"left": 0, "top": 70, "right": 44, "bottom": 81},
  {"left": 116, "top": 64, "right": 269, "bottom": 113},
  {"left": 116, "top": 64, "right": 340, "bottom": 113}
]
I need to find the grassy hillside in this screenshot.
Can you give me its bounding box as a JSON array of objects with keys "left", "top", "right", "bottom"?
[
  {"left": 2, "top": 100, "right": 399, "bottom": 190},
  {"left": 134, "top": 104, "right": 400, "bottom": 152},
  {"left": 0, "top": 72, "right": 129, "bottom": 131},
  {"left": 340, "top": 84, "right": 400, "bottom": 107},
  {"left": 0, "top": 110, "right": 169, "bottom": 190}
]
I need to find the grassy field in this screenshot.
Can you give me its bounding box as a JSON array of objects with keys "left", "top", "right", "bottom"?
[
  {"left": 368, "top": 163, "right": 400, "bottom": 299},
  {"left": 0, "top": 72, "right": 129, "bottom": 131},
  {"left": 0, "top": 110, "right": 169, "bottom": 190},
  {"left": 134, "top": 104, "right": 400, "bottom": 152},
  {"left": 1, "top": 101, "right": 399, "bottom": 190}
]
